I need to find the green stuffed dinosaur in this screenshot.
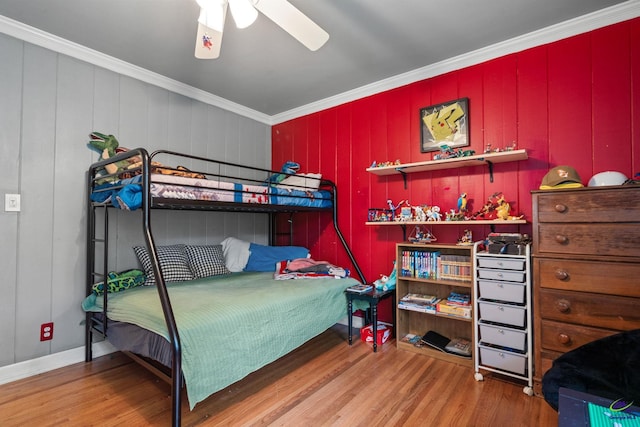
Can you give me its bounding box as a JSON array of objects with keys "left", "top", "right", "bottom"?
[{"left": 87, "top": 131, "right": 121, "bottom": 174}]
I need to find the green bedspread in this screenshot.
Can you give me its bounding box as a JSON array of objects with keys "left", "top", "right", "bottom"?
[{"left": 82, "top": 272, "right": 358, "bottom": 409}]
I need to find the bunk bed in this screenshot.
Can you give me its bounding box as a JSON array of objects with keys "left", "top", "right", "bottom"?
[{"left": 83, "top": 148, "right": 366, "bottom": 426}]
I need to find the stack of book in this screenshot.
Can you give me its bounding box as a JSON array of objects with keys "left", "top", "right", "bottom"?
[
  {"left": 436, "top": 291, "right": 472, "bottom": 319},
  {"left": 421, "top": 330, "right": 472, "bottom": 357},
  {"left": 346, "top": 283, "right": 373, "bottom": 293},
  {"left": 398, "top": 293, "right": 440, "bottom": 314},
  {"left": 399, "top": 250, "right": 471, "bottom": 281}
]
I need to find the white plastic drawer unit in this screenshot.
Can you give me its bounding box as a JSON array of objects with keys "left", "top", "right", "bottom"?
[
  {"left": 479, "top": 344, "right": 527, "bottom": 375},
  {"left": 479, "top": 322, "right": 526, "bottom": 351},
  {"left": 477, "top": 268, "right": 525, "bottom": 283},
  {"left": 477, "top": 279, "right": 525, "bottom": 304},
  {"left": 477, "top": 257, "right": 525, "bottom": 271},
  {"left": 478, "top": 300, "right": 526, "bottom": 327}
]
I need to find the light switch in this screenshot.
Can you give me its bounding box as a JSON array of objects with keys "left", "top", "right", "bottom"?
[{"left": 5, "top": 194, "right": 21, "bottom": 212}]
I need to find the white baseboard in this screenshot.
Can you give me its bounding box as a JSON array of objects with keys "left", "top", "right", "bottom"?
[{"left": 0, "top": 341, "right": 117, "bottom": 386}]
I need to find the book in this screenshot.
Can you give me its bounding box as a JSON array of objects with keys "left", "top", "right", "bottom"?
[
  {"left": 401, "top": 293, "right": 438, "bottom": 304},
  {"left": 421, "top": 330, "right": 450, "bottom": 351},
  {"left": 346, "top": 283, "right": 373, "bottom": 293},
  {"left": 445, "top": 337, "right": 472, "bottom": 356},
  {"left": 421, "top": 330, "right": 472, "bottom": 358},
  {"left": 398, "top": 298, "right": 440, "bottom": 314},
  {"left": 436, "top": 300, "right": 472, "bottom": 319}
]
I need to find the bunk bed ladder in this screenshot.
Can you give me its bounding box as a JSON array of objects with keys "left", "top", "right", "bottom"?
[{"left": 85, "top": 193, "right": 110, "bottom": 362}]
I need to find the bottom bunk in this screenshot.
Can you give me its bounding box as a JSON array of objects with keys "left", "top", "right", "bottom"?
[{"left": 83, "top": 271, "right": 359, "bottom": 409}]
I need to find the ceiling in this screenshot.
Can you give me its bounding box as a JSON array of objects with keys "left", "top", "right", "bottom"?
[{"left": 0, "top": 0, "right": 635, "bottom": 121}]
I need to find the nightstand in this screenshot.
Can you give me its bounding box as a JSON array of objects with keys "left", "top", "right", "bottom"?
[{"left": 346, "top": 288, "right": 395, "bottom": 352}]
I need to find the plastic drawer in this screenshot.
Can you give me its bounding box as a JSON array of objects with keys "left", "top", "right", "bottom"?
[
  {"left": 478, "top": 300, "right": 526, "bottom": 327},
  {"left": 477, "top": 268, "right": 525, "bottom": 283},
  {"left": 479, "top": 322, "right": 526, "bottom": 351},
  {"left": 478, "top": 279, "right": 525, "bottom": 304},
  {"left": 479, "top": 344, "right": 527, "bottom": 375},
  {"left": 477, "top": 257, "right": 525, "bottom": 271}
]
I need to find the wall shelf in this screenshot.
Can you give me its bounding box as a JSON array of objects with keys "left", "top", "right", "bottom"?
[
  {"left": 366, "top": 220, "right": 526, "bottom": 226},
  {"left": 367, "top": 149, "right": 528, "bottom": 185}
]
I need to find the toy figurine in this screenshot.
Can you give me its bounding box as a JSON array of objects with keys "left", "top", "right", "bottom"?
[
  {"left": 387, "top": 199, "right": 406, "bottom": 220},
  {"left": 457, "top": 229, "right": 473, "bottom": 245},
  {"left": 426, "top": 206, "right": 442, "bottom": 221},
  {"left": 374, "top": 262, "right": 397, "bottom": 291},
  {"left": 409, "top": 226, "right": 437, "bottom": 243},
  {"left": 495, "top": 194, "right": 524, "bottom": 220},
  {"left": 457, "top": 192, "right": 468, "bottom": 213}
]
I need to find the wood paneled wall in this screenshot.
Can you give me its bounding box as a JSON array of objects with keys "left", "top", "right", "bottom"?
[
  {"left": 0, "top": 33, "right": 270, "bottom": 367},
  {"left": 272, "top": 18, "right": 640, "bottom": 289}
]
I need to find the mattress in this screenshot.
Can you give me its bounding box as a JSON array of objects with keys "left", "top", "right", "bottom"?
[
  {"left": 90, "top": 174, "right": 333, "bottom": 209},
  {"left": 83, "top": 272, "right": 358, "bottom": 409}
]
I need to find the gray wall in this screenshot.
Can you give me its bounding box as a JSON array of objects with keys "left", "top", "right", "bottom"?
[{"left": 0, "top": 33, "right": 271, "bottom": 367}]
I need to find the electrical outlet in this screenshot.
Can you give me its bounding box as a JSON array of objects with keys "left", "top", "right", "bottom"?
[
  {"left": 40, "top": 322, "right": 54, "bottom": 341},
  {"left": 5, "top": 194, "right": 21, "bottom": 212}
]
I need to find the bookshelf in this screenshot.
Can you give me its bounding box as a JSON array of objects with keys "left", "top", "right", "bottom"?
[{"left": 395, "top": 242, "right": 475, "bottom": 368}]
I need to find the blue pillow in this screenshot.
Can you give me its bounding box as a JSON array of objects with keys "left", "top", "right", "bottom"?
[{"left": 244, "top": 243, "right": 309, "bottom": 272}]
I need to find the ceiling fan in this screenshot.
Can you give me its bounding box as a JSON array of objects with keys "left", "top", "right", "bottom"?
[{"left": 194, "top": 0, "right": 329, "bottom": 59}]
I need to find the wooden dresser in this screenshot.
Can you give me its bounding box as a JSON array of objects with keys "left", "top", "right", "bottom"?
[{"left": 531, "top": 185, "right": 640, "bottom": 396}]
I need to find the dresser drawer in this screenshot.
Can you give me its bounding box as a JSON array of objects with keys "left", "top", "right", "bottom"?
[
  {"left": 478, "top": 279, "right": 525, "bottom": 304},
  {"left": 533, "top": 187, "right": 640, "bottom": 223},
  {"left": 479, "top": 344, "right": 527, "bottom": 375},
  {"left": 477, "top": 268, "right": 525, "bottom": 283},
  {"left": 479, "top": 322, "right": 527, "bottom": 351},
  {"left": 538, "top": 289, "right": 640, "bottom": 330},
  {"left": 534, "top": 258, "right": 640, "bottom": 297},
  {"left": 477, "top": 257, "right": 525, "bottom": 271},
  {"left": 478, "top": 301, "right": 526, "bottom": 327},
  {"left": 535, "top": 223, "right": 640, "bottom": 257},
  {"left": 539, "top": 319, "right": 618, "bottom": 353}
]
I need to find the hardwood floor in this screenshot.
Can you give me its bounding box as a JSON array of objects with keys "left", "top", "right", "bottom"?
[{"left": 0, "top": 325, "right": 557, "bottom": 426}]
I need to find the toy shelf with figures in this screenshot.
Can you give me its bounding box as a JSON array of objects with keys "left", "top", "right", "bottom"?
[
  {"left": 366, "top": 219, "right": 527, "bottom": 241},
  {"left": 367, "top": 149, "right": 528, "bottom": 185}
]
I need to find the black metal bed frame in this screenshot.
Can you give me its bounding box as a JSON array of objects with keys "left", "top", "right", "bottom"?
[{"left": 84, "top": 148, "right": 365, "bottom": 426}]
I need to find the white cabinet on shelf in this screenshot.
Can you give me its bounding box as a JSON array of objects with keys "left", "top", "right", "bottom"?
[{"left": 472, "top": 241, "right": 533, "bottom": 396}]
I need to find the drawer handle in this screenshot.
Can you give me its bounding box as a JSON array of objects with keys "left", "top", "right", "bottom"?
[
  {"left": 555, "top": 235, "right": 568, "bottom": 244},
  {"left": 555, "top": 299, "right": 571, "bottom": 313},
  {"left": 555, "top": 269, "right": 569, "bottom": 281},
  {"left": 554, "top": 204, "right": 568, "bottom": 213},
  {"left": 558, "top": 333, "right": 571, "bottom": 345}
]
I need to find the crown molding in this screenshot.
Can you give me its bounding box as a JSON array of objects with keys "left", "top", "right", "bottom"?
[
  {"left": 0, "top": 15, "right": 272, "bottom": 125},
  {"left": 271, "top": 1, "right": 640, "bottom": 124},
  {"left": 1, "top": 2, "right": 639, "bottom": 126}
]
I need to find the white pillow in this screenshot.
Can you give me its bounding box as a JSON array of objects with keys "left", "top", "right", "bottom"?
[
  {"left": 220, "top": 237, "right": 251, "bottom": 272},
  {"left": 276, "top": 173, "right": 322, "bottom": 191}
]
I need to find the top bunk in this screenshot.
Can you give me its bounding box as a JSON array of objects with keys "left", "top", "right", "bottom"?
[{"left": 87, "top": 148, "right": 336, "bottom": 214}]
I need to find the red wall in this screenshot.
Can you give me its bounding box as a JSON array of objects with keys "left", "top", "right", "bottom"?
[{"left": 272, "top": 18, "right": 640, "bottom": 288}]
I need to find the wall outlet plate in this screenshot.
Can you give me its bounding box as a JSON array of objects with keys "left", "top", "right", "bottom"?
[{"left": 5, "top": 194, "right": 21, "bottom": 212}]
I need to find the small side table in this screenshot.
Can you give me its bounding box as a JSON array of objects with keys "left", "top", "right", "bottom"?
[{"left": 346, "top": 287, "right": 395, "bottom": 352}]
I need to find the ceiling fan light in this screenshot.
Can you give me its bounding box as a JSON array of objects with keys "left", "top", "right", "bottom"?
[
  {"left": 228, "top": 0, "right": 258, "bottom": 29},
  {"left": 197, "top": 0, "right": 227, "bottom": 32}
]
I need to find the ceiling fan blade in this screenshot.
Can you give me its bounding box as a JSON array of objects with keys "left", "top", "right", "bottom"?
[
  {"left": 195, "top": 22, "right": 223, "bottom": 59},
  {"left": 253, "top": 0, "right": 329, "bottom": 51},
  {"left": 194, "top": 3, "right": 227, "bottom": 59}
]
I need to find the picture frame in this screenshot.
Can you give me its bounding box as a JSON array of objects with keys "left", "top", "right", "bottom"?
[{"left": 420, "top": 97, "right": 469, "bottom": 153}]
